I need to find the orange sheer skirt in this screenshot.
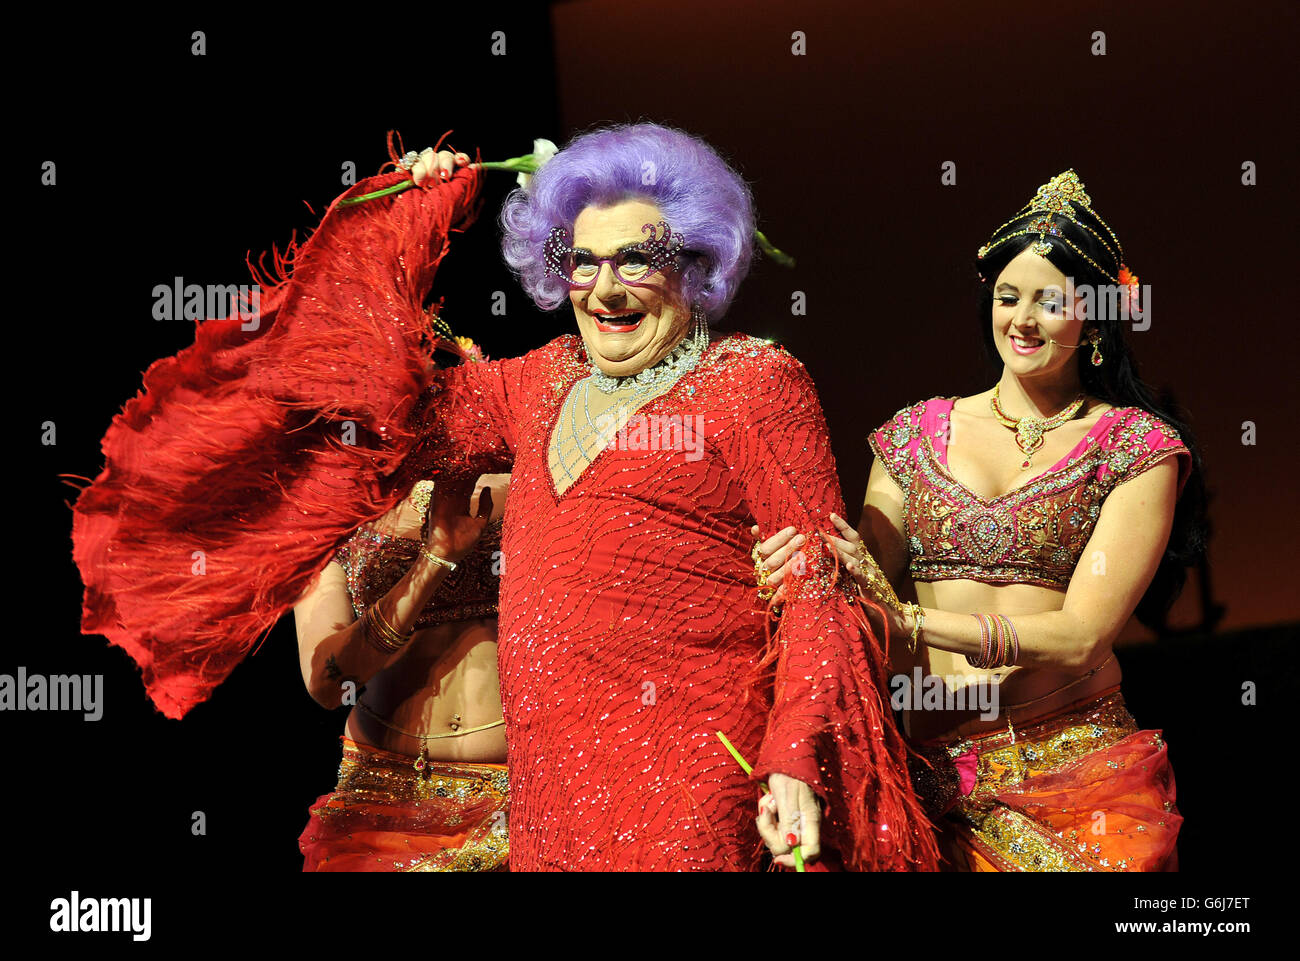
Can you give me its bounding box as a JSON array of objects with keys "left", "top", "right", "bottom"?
[
  {"left": 299, "top": 737, "right": 509, "bottom": 872},
  {"left": 912, "top": 687, "right": 1180, "bottom": 872}
]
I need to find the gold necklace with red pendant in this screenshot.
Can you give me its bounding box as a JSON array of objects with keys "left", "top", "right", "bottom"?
[{"left": 989, "top": 383, "right": 1086, "bottom": 470}]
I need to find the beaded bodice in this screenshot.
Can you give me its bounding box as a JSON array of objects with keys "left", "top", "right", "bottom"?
[
  {"left": 397, "top": 330, "right": 938, "bottom": 871},
  {"left": 869, "top": 397, "right": 1191, "bottom": 589},
  {"left": 330, "top": 517, "right": 502, "bottom": 628}
]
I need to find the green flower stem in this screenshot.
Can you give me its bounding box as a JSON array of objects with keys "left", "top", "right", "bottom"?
[
  {"left": 336, "top": 180, "right": 415, "bottom": 207},
  {"left": 338, "top": 160, "right": 795, "bottom": 269},
  {"left": 716, "top": 730, "right": 806, "bottom": 872},
  {"left": 755, "top": 230, "right": 795, "bottom": 269},
  {"left": 475, "top": 158, "right": 539, "bottom": 171},
  {"left": 338, "top": 155, "right": 544, "bottom": 207}
]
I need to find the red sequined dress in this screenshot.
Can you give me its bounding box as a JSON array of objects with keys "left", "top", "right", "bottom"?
[
  {"left": 399, "top": 330, "right": 941, "bottom": 870},
  {"left": 66, "top": 148, "right": 937, "bottom": 872}
]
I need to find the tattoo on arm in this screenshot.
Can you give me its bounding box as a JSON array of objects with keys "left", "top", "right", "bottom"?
[{"left": 325, "top": 654, "right": 343, "bottom": 681}]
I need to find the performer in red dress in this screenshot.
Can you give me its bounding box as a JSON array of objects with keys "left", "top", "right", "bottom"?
[
  {"left": 68, "top": 125, "right": 938, "bottom": 871},
  {"left": 393, "top": 124, "right": 937, "bottom": 870}
]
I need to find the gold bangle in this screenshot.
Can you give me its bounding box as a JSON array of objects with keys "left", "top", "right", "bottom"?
[
  {"left": 419, "top": 547, "right": 457, "bottom": 572},
  {"left": 365, "top": 618, "right": 405, "bottom": 652},
  {"left": 363, "top": 606, "right": 406, "bottom": 654},
  {"left": 370, "top": 602, "right": 410, "bottom": 641},
  {"left": 366, "top": 603, "right": 411, "bottom": 652},
  {"left": 996, "top": 614, "right": 1020, "bottom": 667}
]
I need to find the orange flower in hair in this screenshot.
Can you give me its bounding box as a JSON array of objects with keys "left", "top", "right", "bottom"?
[{"left": 1118, "top": 264, "right": 1140, "bottom": 315}]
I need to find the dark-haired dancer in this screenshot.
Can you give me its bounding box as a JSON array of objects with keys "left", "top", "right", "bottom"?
[
  {"left": 294, "top": 467, "right": 512, "bottom": 872},
  {"left": 757, "top": 171, "right": 1203, "bottom": 871}
]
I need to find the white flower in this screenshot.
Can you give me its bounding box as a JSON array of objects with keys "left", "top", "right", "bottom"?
[{"left": 517, "top": 138, "right": 558, "bottom": 189}]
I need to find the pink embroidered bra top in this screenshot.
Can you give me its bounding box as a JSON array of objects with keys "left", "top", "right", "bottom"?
[
  {"left": 329, "top": 518, "right": 503, "bottom": 629},
  {"left": 868, "top": 397, "right": 1191, "bottom": 589}
]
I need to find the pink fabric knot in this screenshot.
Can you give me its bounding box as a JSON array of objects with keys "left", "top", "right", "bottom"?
[{"left": 954, "top": 748, "right": 978, "bottom": 797}]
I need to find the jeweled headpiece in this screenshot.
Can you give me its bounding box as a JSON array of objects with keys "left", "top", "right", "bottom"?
[{"left": 976, "top": 169, "right": 1128, "bottom": 285}]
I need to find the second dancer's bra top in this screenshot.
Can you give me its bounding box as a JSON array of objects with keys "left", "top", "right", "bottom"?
[
  {"left": 329, "top": 515, "right": 503, "bottom": 628},
  {"left": 868, "top": 397, "right": 1191, "bottom": 589}
]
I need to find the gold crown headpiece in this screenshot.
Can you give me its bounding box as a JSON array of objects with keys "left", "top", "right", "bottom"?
[{"left": 976, "top": 169, "right": 1129, "bottom": 285}]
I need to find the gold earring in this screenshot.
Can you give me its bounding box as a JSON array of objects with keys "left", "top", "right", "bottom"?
[{"left": 1089, "top": 330, "right": 1103, "bottom": 366}]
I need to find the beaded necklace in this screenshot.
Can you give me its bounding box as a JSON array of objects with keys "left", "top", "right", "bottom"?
[
  {"left": 551, "top": 306, "right": 709, "bottom": 485},
  {"left": 989, "top": 383, "right": 1086, "bottom": 470},
  {"left": 585, "top": 304, "right": 709, "bottom": 400}
]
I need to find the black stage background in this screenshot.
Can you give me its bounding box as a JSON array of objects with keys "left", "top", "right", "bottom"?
[{"left": 12, "top": 1, "right": 1297, "bottom": 940}]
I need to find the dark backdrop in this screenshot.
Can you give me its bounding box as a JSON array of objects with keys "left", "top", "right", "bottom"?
[{"left": 13, "top": 0, "right": 1296, "bottom": 923}]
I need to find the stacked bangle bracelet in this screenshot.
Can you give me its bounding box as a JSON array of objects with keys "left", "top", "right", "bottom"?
[
  {"left": 968, "top": 613, "right": 1020, "bottom": 668},
  {"left": 361, "top": 550, "right": 456, "bottom": 655},
  {"left": 364, "top": 603, "right": 412, "bottom": 654}
]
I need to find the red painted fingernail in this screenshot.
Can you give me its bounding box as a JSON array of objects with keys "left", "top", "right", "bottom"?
[{"left": 785, "top": 832, "right": 799, "bottom": 846}]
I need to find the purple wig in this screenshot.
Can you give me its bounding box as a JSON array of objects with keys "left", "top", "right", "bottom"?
[{"left": 500, "top": 123, "right": 755, "bottom": 322}]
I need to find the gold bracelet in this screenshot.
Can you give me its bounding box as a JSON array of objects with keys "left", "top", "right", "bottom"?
[
  {"left": 371, "top": 602, "right": 411, "bottom": 642},
  {"left": 364, "top": 603, "right": 410, "bottom": 653},
  {"left": 853, "top": 540, "right": 902, "bottom": 610},
  {"left": 752, "top": 542, "right": 775, "bottom": 601},
  {"left": 366, "top": 611, "right": 406, "bottom": 652},
  {"left": 995, "top": 613, "right": 1020, "bottom": 667},
  {"left": 900, "top": 601, "right": 925, "bottom": 654},
  {"left": 363, "top": 612, "right": 403, "bottom": 654},
  {"left": 418, "top": 547, "right": 457, "bottom": 572}
]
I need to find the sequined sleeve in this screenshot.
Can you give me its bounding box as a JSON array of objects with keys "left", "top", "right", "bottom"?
[
  {"left": 1097, "top": 409, "right": 1192, "bottom": 498},
  {"left": 399, "top": 354, "right": 528, "bottom": 485},
  {"left": 867, "top": 400, "right": 932, "bottom": 491},
  {"left": 724, "top": 346, "right": 938, "bottom": 870}
]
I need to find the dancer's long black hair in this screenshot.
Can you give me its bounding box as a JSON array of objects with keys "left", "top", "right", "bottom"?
[{"left": 975, "top": 201, "right": 1209, "bottom": 630}]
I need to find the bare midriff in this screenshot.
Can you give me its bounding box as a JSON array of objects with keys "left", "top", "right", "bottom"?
[
  {"left": 343, "top": 615, "right": 507, "bottom": 764},
  {"left": 903, "top": 578, "right": 1120, "bottom": 744}
]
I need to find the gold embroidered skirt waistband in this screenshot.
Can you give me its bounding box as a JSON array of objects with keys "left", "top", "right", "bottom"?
[
  {"left": 300, "top": 737, "right": 510, "bottom": 871},
  {"left": 334, "top": 736, "right": 510, "bottom": 805},
  {"left": 910, "top": 686, "right": 1141, "bottom": 819},
  {"left": 950, "top": 687, "right": 1138, "bottom": 796}
]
